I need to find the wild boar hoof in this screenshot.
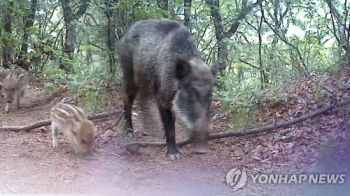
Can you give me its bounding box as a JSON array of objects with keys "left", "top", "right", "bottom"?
[
  {"left": 126, "top": 128, "right": 134, "bottom": 138},
  {"left": 52, "top": 141, "right": 58, "bottom": 148},
  {"left": 167, "top": 147, "right": 181, "bottom": 161},
  {"left": 169, "top": 153, "right": 181, "bottom": 161},
  {"left": 192, "top": 143, "right": 209, "bottom": 154}
]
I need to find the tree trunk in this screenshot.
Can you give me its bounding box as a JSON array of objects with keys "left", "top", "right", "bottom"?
[
  {"left": 258, "top": 12, "right": 265, "bottom": 89},
  {"left": 205, "top": 0, "right": 264, "bottom": 75},
  {"left": 20, "top": 0, "right": 38, "bottom": 55},
  {"left": 205, "top": 0, "right": 228, "bottom": 75},
  {"left": 2, "top": 1, "right": 14, "bottom": 68},
  {"left": 267, "top": 0, "right": 290, "bottom": 83},
  {"left": 105, "top": 0, "right": 118, "bottom": 73},
  {"left": 184, "top": 0, "right": 192, "bottom": 28},
  {"left": 324, "top": 0, "right": 350, "bottom": 66},
  {"left": 157, "top": 0, "right": 168, "bottom": 11},
  {"left": 60, "top": 0, "right": 91, "bottom": 72}
]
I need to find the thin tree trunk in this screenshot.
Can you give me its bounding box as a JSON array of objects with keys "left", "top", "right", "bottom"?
[
  {"left": 257, "top": 12, "right": 265, "bottom": 89},
  {"left": 105, "top": 0, "right": 118, "bottom": 73},
  {"left": 60, "top": 0, "right": 91, "bottom": 72},
  {"left": 205, "top": 0, "right": 264, "bottom": 75},
  {"left": 20, "top": 0, "right": 38, "bottom": 55},
  {"left": 205, "top": 0, "right": 228, "bottom": 75},
  {"left": 2, "top": 1, "right": 14, "bottom": 68},
  {"left": 157, "top": 0, "right": 168, "bottom": 11},
  {"left": 324, "top": 0, "right": 350, "bottom": 66},
  {"left": 184, "top": 0, "right": 192, "bottom": 28}
]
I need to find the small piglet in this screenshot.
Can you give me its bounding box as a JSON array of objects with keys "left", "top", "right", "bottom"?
[
  {"left": 0, "top": 68, "right": 9, "bottom": 95},
  {"left": 0, "top": 67, "right": 10, "bottom": 80},
  {"left": 50, "top": 102, "right": 95, "bottom": 156},
  {"left": 0, "top": 68, "right": 29, "bottom": 113}
]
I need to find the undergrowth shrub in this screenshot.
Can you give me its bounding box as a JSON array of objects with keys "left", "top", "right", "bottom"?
[
  {"left": 214, "top": 75, "right": 288, "bottom": 129},
  {"left": 42, "top": 58, "right": 122, "bottom": 113}
]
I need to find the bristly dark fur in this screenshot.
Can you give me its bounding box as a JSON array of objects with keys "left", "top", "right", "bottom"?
[{"left": 118, "top": 19, "right": 218, "bottom": 161}]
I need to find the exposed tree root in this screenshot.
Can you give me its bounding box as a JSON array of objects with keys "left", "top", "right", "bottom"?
[
  {"left": 124, "top": 99, "right": 350, "bottom": 149},
  {"left": 0, "top": 110, "right": 121, "bottom": 132},
  {"left": 1, "top": 99, "right": 349, "bottom": 151}
]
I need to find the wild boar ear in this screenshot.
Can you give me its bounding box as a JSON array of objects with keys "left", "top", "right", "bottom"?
[
  {"left": 71, "top": 122, "right": 81, "bottom": 136},
  {"left": 211, "top": 61, "right": 220, "bottom": 77},
  {"left": 71, "top": 129, "right": 78, "bottom": 136},
  {"left": 17, "top": 72, "right": 29, "bottom": 85},
  {"left": 18, "top": 72, "right": 28, "bottom": 80},
  {"left": 175, "top": 56, "right": 192, "bottom": 81}
]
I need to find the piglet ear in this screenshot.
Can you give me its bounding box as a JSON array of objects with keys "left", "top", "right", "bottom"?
[
  {"left": 71, "top": 122, "right": 81, "bottom": 136},
  {"left": 175, "top": 56, "right": 192, "bottom": 80},
  {"left": 17, "top": 72, "right": 29, "bottom": 87}
]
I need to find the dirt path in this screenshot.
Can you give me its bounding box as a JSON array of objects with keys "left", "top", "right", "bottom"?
[
  {"left": 0, "top": 84, "right": 349, "bottom": 195},
  {"left": 0, "top": 85, "right": 233, "bottom": 195},
  {"left": 0, "top": 135, "right": 229, "bottom": 195}
]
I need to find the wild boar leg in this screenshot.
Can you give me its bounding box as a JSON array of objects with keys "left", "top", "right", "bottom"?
[{"left": 157, "top": 102, "right": 180, "bottom": 161}]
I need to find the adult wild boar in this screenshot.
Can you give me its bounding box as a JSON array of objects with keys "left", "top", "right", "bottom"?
[{"left": 118, "top": 19, "right": 218, "bottom": 160}]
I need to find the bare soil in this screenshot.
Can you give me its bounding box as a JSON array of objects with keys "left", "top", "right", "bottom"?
[{"left": 0, "top": 73, "right": 350, "bottom": 195}]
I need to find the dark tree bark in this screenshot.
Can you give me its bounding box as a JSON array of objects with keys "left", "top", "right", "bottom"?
[
  {"left": 205, "top": 0, "right": 264, "bottom": 75},
  {"left": 157, "top": 0, "right": 169, "bottom": 18},
  {"left": 157, "top": 0, "right": 168, "bottom": 11},
  {"left": 260, "top": 3, "right": 309, "bottom": 76},
  {"left": 205, "top": 0, "right": 227, "bottom": 75},
  {"left": 324, "top": 0, "right": 350, "bottom": 66},
  {"left": 20, "top": 0, "right": 38, "bottom": 55},
  {"left": 105, "top": 0, "right": 118, "bottom": 73},
  {"left": 60, "top": 0, "right": 91, "bottom": 71},
  {"left": 257, "top": 7, "right": 265, "bottom": 89},
  {"left": 265, "top": 0, "right": 290, "bottom": 83},
  {"left": 184, "top": 0, "right": 192, "bottom": 28},
  {"left": 2, "top": 1, "right": 14, "bottom": 68}
]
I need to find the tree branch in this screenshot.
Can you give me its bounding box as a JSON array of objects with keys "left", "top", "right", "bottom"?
[
  {"left": 75, "top": 0, "right": 91, "bottom": 19},
  {"left": 226, "top": 0, "right": 264, "bottom": 37},
  {"left": 324, "top": 0, "right": 350, "bottom": 51},
  {"left": 87, "top": 41, "right": 108, "bottom": 51},
  {"left": 0, "top": 110, "right": 122, "bottom": 132},
  {"left": 261, "top": 10, "right": 309, "bottom": 76},
  {"left": 236, "top": 31, "right": 251, "bottom": 44},
  {"left": 238, "top": 58, "right": 260, "bottom": 69},
  {"left": 124, "top": 99, "right": 350, "bottom": 148}
]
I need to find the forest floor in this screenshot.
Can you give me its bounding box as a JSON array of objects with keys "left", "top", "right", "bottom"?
[{"left": 1, "top": 69, "right": 350, "bottom": 195}]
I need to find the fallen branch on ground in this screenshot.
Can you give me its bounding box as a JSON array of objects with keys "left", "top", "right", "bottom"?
[
  {"left": 0, "top": 110, "right": 121, "bottom": 132},
  {"left": 124, "top": 99, "right": 350, "bottom": 148},
  {"left": 24, "top": 91, "right": 62, "bottom": 109}
]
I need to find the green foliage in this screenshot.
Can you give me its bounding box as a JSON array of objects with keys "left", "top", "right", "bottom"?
[
  {"left": 42, "top": 61, "right": 67, "bottom": 94},
  {"left": 215, "top": 74, "right": 287, "bottom": 129},
  {"left": 1, "top": 0, "right": 347, "bottom": 118},
  {"left": 41, "top": 57, "right": 115, "bottom": 113},
  {"left": 67, "top": 63, "right": 108, "bottom": 112},
  {"left": 0, "top": 32, "right": 20, "bottom": 50}
]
